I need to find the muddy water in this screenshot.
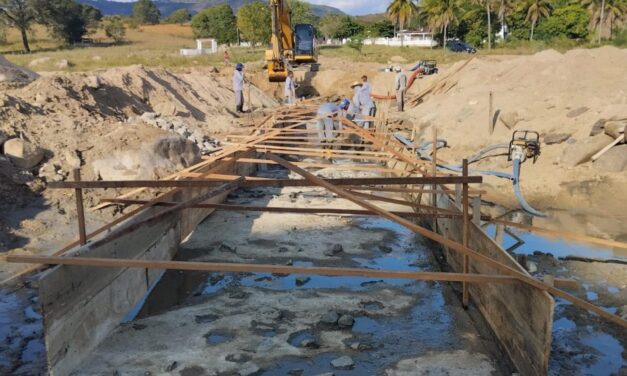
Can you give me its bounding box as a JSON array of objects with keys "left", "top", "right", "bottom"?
[
  {"left": 79, "top": 182, "right": 511, "bottom": 375},
  {"left": 485, "top": 211, "right": 627, "bottom": 375}
]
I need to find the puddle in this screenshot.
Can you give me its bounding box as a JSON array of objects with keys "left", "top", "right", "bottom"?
[
  {"left": 580, "top": 332, "right": 624, "bottom": 375},
  {"left": 485, "top": 223, "right": 626, "bottom": 261},
  {"left": 204, "top": 330, "right": 234, "bottom": 345},
  {"left": 288, "top": 329, "right": 318, "bottom": 348}
]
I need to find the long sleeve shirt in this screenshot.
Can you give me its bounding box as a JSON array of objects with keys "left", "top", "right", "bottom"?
[
  {"left": 284, "top": 76, "right": 296, "bottom": 97},
  {"left": 395, "top": 72, "right": 407, "bottom": 92},
  {"left": 232, "top": 70, "right": 244, "bottom": 91},
  {"left": 317, "top": 102, "right": 341, "bottom": 117},
  {"left": 358, "top": 82, "right": 374, "bottom": 108}
]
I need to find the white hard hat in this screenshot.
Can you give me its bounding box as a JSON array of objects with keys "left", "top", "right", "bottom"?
[{"left": 395, "top": 65, "right": 402, "bottom": 72}]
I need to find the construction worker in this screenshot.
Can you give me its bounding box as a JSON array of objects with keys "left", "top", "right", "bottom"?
[
  {"left": 284, "top": 71, "right": 297, "bottom": 105},
  {"left": 233, "top": 63, "right": 245, "bottom": 113},
  {"left": 348, "top": 81, "right": 362, "bottom": 115},
  {"left": 395, "top": 65, "right": 407, "bottom": 112},
  {"left": 358, "top": 75, "right": 376, "bottom": 128},
  {"left": 316, "top": 99, "right": 350, "bottom": 141},
  {"left": 223, "top": 50, "right": 230, "bottom": 66}
]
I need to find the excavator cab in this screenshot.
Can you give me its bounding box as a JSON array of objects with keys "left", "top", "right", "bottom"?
[{"left": 293, "top": 24, "right": 317, "bottom": 64}]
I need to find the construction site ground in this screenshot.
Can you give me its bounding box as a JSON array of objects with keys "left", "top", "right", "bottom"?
[{"left": 0, "top": 46, "right": 626, "bottom": 375}]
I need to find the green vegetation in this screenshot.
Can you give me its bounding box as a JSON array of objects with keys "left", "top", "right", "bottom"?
[
  {"left": 191, "top": 4, "right": 237, "bottom": 45},
  {"left": 163, "top": 8, "right": 190, "bottom": 25},
  {"left": 104, "top": 16, "right": 126, "bottom": 44},
  {"left": 0, "top": 0, "right": 37, "bottom": 52},
  {"left": 236, "top": 1, "right": 271, "bottom": 45},
  {"left": 387, "top": 0, "right": 419, "bottom": 31},
  {"left": 288, "top": 0, "right": 318, "bottom": 25},
  {"left": 132, "top": 0, "right": 160, "bottom": 25}
]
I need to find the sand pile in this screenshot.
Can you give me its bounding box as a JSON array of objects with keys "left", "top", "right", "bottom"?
[{"left": 404, "top": 46, "right": 627, "bottom": 216}]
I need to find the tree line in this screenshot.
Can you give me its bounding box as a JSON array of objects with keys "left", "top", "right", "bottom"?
[{"left": 389, "top": 0, "right": 627, "bottom": 48}]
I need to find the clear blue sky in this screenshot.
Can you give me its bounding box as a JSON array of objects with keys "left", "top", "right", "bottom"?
[{"left": 112, "top": 1, "right": 386, "bottom": 16}]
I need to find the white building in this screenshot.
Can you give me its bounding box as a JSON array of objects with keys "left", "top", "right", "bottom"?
[
  {"left": 363, "top": 31, "right": 439, "bottom": 48},
  {"left": 180, "top": 39, "right": 218, "bottom": 56}
]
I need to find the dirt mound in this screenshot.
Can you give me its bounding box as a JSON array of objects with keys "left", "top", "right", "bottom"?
[
  {"left": 0, "top": 55, "right": 39, "bottom": 87},
  {"left": 404, "top": 46, "right": 627, "bottom": 215}
]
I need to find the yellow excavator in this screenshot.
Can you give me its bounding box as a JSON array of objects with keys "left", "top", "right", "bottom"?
[{"left": 265, "top": 0, "right": 319, "bottom": 82}]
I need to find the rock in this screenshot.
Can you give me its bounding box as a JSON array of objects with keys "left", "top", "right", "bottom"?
[
  {"left": 313, "top": 373, "right": 334, "bottom": 376},
  {"left": 594, "top": 145, "right": 627, "bottom": 172},
  {"left": 349, "top": 342, "right": 373, "bottom": 351},
  {"left": 219, "top": 241, "right": 237, "bottom": 252},
  {"left": 56, "top": 59, "right": 70, "bottom": 69},
  {"left": 604, "top": 121, "right": 626, "bottom": 139},
  {"left": 499, "top": 111, "right": 522, "bottom": 129},
  {"left": 324, "top": 244, "right": 343, "bottom": 256},
  {"left": 141, "top": 112, "right": 159, "bottom": 122},
  {"left": 560, "top": 134, "right": 613, "bottom": 167},
  {"left": 165, "top": 361, "right": 178, "bottom": 372},
  {"left": 38, "top": 162, "right": 64, "bottom": 182},
  {"left": 330, "top": 356, "right": 355, "bottom": 370},
  {"left": 379, "top": 245, "right": 393, "bottom": 254},
  {"left": 337, "top": 314, "right": 354, "bottom": 328},
  {"left": 4, "top": 138, "right": 44, "bottom": 169},
  {"left": 152, "top": 137, "right": 201, "bottom": 168},
  {"left": 288, "top": 369, "right": 304, "bottom": 375},
  {"left": 319, "top": 311, "right": 339, "bottom": 326},
  {"left": 525, "top": 261, "right": 538, "bottom": 274},
  {"left": 225, "top": 353, "right": 252, "bottom": 363},
  {"left": 295, "top": 277, "right": 310, "bottom": 286},
  {"left": 92, "top": 55, "right": 102, "bottom": 61},
  {"left": 589, "top": 119, "right": 606, "bottom": 136},
  {"left": 566, "top": 107, "right": 589, "bottom": 118},
  {"left": 299, "top": 338, "right": 319, "bottom": 349},
  {"left": 28, "top": 57, "right": 50, "bottom": 67},
  {"left": 278, "top": 246, "right": 289, "bottom": 253},
  {"left": 63, "top": 150, "right": 81, "bottom": 169},
  {"left": 544, "top": 133, "right": 571, "bottom": 145},
  {"left": 84, "top": 75, "right": 101, "bottom": 89},
  {"left": 617, "top": 305, "right": 627, "bottom": 320}
]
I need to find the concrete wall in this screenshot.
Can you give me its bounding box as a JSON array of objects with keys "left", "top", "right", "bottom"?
[{"left": 34, "top": 153, "right": 255, "bottom": 376}]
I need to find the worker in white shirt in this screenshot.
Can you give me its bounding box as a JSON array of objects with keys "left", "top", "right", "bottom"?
[
  {"left": 232, "top": 63, "right": 245, "bottom": 113},
  {"left": 284, "top": 71, "right": 297, "bottom": 105},
  {"left": 348, "top": 81, "right": 362, "bottom": 115},
  {"left": 394, "top": 65, "right": 407, "bottom": 112},
  {"left": 358, "top": 75, "right": 376, "bottom": 128}
]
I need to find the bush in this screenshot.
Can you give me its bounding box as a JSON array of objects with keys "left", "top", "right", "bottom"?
[
  {"left": 105, "top": 16, "right": 126, "bottom": 44},
  {"left": 347, "top": 34, "right": 364, "bottom": 53},
  {"left": 611, "top": 28, "right": 627, "bottom": 47},
  {"left": 536, "top": 5, "right": 589, "bottom": 41}
]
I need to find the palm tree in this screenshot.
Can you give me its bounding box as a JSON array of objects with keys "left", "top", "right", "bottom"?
[
  {"left": 582, "top": 0, "right": 627, "bottom": 41},
  {"left": 471, "top": 0, "right": 496, "bottom": 49},
  {"left": 387, "top": 0, "right": 418, "bottom": 35},
  {"left": 497, "top": 0, "right": 515, "bottom": 39},
  {"left": 422, "top": 0, "right": 462, "bottom": 48},
  {"left": 522, "top": 0, "right": 551, "bottom": 41}
]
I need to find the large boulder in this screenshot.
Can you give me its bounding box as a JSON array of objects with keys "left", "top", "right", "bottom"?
[
  {"left": 560, "top": 134, "right": 613, "bottom": 167},
  {"left": 594, "top": 145, "right": 627, "bottom": 172},
  {"left": 4, "top": 138, "right": 44, "bottom": 169},
  {"left": 499, "top": 111, "right": 522, "bottom": 129}
]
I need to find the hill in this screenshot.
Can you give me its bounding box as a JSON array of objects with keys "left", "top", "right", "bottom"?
[{"left": 77, "top": 0, "right": 345, "bottom": 17}]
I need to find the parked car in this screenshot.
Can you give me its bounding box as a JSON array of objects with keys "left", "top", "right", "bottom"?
[{"left": 446, "top": 39, "right": 477, "bottom": 54}]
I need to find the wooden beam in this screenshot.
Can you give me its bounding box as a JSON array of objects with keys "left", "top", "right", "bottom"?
[
  {"left": 264, "top": 152, "right": 627, "bottom": 330},
  {"left": 99, "top": 199, "right": 467, "bottom": 219},
  {"left": 6, "top": 255, "right": 520, "bottom": 285},
  {"left": 88, "top": 178, "right": 245, "bottom": 250},
  {"left": 462, "top": 159, "right": 470, "bottom": 308},
  {"left": 346, "top": 189, "right": 458, "bottom": 214},
  {"left": 49, "top": 176, "right": 483, "bottom": 190},
  {"left": 72, "top": 169, "right": 87, "bottom": 246}
]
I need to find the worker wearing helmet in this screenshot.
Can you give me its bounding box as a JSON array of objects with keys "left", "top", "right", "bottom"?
[
  {"left": 394, "top": 65, "right": 407, "bottom": 112},
  {"left": 233, "top": 63, "right": 245, "bottom": 113},
  {"left": 315, "top": 99, "right": 350, "bottom": 142}
]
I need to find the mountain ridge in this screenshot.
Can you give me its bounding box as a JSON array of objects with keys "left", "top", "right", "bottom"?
[{"left": 77, "top": 0, "right": 345, "bottom": 18}]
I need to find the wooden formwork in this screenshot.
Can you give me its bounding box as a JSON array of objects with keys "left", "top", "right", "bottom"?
[{"left": 7, "top": 103, "right": 627, "bottom": 375}]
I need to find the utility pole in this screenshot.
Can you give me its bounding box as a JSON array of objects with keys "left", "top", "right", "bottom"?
[{"left": 599, "top": 0, "right": 606, "bottom": 44}]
